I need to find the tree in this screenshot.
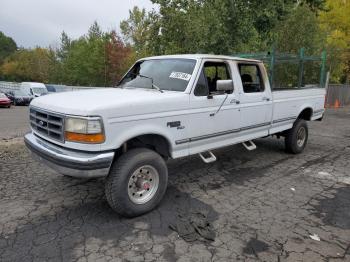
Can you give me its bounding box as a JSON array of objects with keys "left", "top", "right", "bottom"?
[
  {"left": 55, "top": 22, "right": 134, "bottom": 86},
  {"left": 1, "top": 1, "right": 333, "bottom": 85},
  {"left": 105, "top": 30, "right": 134, "bottom": 86},
  {"left": 88, "top": 21, "right": 103, "bottom": 39},
  {"left": 303, "top": 0, "right": 327, "bottom": 12},
  {"left": 271, "top": 5, "right": 325, "bottom": 88},
  {"left": 120, "top": 0, "right": 327, "bottom": 56},
  {"left": 243, "top": 0, "right": 324, "bottom": 48},
  {"left": 57, "top": 31, "right": 71, "bottom": 61},
  {"left": 274, "top": 5, "right": 324, "bottom": 54},
  {"left": 0, "top": 32, "right": 17, "bottom": 62},
  {"left": 319, "top": 0, "right": 350, "bottom": 83},
  {"left": 0, "top": 48, "right": 53, "bottom": 82},
  {"left": 120, "top": 7, "right": 156, "bottom": 57},
  {"left": 55, "top": 22, "right": 106, "bottom": 86},
  {"left": 145, "top": 0, "right": 260, "bottom": 54},
  {"left": 0, "top": 31, "right": 17, "bottom": 80}
]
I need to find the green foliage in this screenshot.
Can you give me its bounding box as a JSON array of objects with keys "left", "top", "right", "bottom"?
[
  {"left": 148, "top": 0, "right": 261, "bottom": 54},
  {"left": 57, "top": 23, "right": 134, "bottom": 86},
  {"left": 105, "top": 31, "right": 134, "bottom": 86},
  {"left": 0, "top": 48, "right": 54, "bottom": 82},
  {"left": 271, "top": 5, "right": 325, "bottom": 87},
  {"left": 121, "top": 0, "right": 327, "bottom": 56},
  {"left": 4, "top": 0, "right": 350, "bottom": 85},
  {"left": 0, "top": 31, "right": 17, "bottom": 68},
  {"left": 59, "top": 23, "right": 106, "bottom": 86},
  {"left": 120, "top": 7, "right": 155, "bottom": 57},
  {"left": 0, "top": 22, "right": 134, "bottom": 86},
  {"left": 56, "top": 31, "right": 71, "bottom": 61},
  {"left": 319, "top": 0, "right": 350, "bottom": 83},
  {"left": 274, "top": 5, "right": 324, "bottom": 54}
]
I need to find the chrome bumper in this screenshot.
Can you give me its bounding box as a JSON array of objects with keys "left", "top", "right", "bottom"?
[{"left": 24, "top": 133, "right": 114, "bottom": 178}]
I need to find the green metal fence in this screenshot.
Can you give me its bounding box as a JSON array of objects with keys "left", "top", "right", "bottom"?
[{"left": 235, "top": 48, "right": 327, "bottom": 89}]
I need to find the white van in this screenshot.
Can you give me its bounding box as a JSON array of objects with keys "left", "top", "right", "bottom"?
[{"left": 20, "top": 82, "right": 48, "bottom": 98}]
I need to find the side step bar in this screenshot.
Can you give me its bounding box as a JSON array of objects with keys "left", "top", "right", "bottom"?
[
  {"left": 242, "top": 140, "right": 257, "bottom": 151},
  {"left": 199, "top": 151, "right": 217, "bottom": 163},
  {"left": 199, "top": 140, "right": 257, "bottom": 164}
]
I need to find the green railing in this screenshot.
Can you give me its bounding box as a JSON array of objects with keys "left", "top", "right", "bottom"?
[{"left": 234, "top": 48, "right": 327, "bottom": 89}]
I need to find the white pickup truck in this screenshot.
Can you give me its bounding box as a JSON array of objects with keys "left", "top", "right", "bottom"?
[{"left": 25, "top": 54, "right": 325, "bottom": 217}]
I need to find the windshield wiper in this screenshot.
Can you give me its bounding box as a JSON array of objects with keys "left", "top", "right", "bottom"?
[{"left": 129, "top": 73, "right": 164, "bottom": 93}]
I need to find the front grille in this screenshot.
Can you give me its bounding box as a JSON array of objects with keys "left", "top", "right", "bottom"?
[{"left": 30, "top": 107, "right": 64, "bottom": 142}]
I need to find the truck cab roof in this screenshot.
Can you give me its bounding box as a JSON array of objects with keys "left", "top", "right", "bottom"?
[{"left": 140, "top": 54, "right": 261, "bottom": 63}]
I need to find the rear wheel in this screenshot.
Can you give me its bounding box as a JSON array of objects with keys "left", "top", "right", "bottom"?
[
  {"left": 285, "top": 119, "right": 308, "bottom": 154},
  {"left": 105, "top": 148, "right": 168, "bottom": 217}
]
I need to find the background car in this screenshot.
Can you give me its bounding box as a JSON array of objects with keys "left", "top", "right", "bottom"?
[
  {"left": 45, "top": 85, "right": 57, "bottom": 93},
  {"left": 21, "top": 82, "right": 48, "bottom": 97},
  {"left": 0, "top": 93, "right": 11, "bottom": 108},
  {"left": 5, "top": 90, "right": 32, "bottom": 106}
]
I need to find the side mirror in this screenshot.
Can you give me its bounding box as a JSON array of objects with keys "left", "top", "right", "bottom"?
[{"left": 216, "top": 80, "right": 234, "bottom": 92}]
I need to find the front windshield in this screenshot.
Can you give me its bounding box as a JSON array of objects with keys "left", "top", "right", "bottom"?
[
  {"left": 32, "top": 87, "right": 47, "bottom": 94},
  {"left": 119, "top": 59, "right": 197, "bottom": 92},
  {"left": 0, "top": 93, "right": 7, "bottom": 98}
]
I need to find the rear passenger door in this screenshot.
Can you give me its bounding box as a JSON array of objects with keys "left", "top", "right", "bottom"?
[{"left": 237, "top": 63, "right": 273, "bottom": 137}]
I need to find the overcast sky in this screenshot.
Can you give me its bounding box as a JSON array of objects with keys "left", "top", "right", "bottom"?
[{"left": 0, "top": 0, "right": 155, "bottom": 48}]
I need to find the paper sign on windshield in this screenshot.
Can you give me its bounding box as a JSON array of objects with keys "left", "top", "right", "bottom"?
[{"left": 169, "top": 72, "right": 192, "bottom": 81}]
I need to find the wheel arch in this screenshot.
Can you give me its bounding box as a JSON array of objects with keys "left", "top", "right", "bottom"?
[
  {"left": 113, "top": 130, "right": 173, "bottom": 159},
  {"left": 124, "top": 133, "right": 172, "bottom": 158},
  {"left": 297, "top": 107, "right": 313, "bottom": 121}
]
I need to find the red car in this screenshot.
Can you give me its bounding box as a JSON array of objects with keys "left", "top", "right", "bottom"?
[{"left": 0, "top": 93, "right": 11, "bottom": 108}]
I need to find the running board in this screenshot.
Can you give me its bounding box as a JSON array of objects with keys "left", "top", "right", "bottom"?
[
  {"left": 242, "top": 140, "right": 257, "bottom": 151},
  {"left": 199, "top": 151, "right": 217, "bottom": 163}
]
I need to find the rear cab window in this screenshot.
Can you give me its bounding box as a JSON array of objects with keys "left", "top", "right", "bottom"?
[{"left": 238, "top": 64, "right": 265, "bottom": 93}]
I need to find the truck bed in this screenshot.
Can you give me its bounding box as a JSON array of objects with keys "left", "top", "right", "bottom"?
[{"left": 270, "top": 87, "right": 326, "bottom": 134}]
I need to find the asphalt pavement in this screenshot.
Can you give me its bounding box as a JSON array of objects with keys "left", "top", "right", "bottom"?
[
  {"left": 0, "top": 106, "right": 349, "bottom": 261},
  {"left": 0, "top": 106, "right": 30, "bottom": 140}
]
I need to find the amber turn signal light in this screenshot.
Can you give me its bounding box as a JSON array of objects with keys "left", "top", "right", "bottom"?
[{"left": 65, "top": 132, "right": 105, "bottom": 144}]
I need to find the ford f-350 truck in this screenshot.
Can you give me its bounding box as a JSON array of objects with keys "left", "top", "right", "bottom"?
[{"left": 25, "top": 55, "right": 325, "bottom": 217}]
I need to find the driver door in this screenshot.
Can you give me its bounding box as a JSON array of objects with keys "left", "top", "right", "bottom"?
[{"left": 188, "top": 59, "right": 241, "bottom": 155}]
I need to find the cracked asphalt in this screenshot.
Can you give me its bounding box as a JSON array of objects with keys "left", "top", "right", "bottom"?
[{"left": 0, "top": 106, "right": 349, "bottom": 261}]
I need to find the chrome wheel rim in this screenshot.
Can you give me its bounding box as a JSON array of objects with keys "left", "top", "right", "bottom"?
[
  {"left": 128, "top": 165, "right": 159, "bottom": 204},
  {"left": 297, "top": 127, "right": 306, "bottom": 147}
]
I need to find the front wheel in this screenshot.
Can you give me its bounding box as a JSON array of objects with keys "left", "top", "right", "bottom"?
[
  {"left": 285, "top": 119, "right": 308, "bottom": 154},
  {"left": 105, "top": 148, "right": 168, "bottom": 217}
]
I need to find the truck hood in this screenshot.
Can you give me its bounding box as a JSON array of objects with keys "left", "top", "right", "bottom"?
[{"left": 30, "top": 88, "right": 189, "bottom": 117}]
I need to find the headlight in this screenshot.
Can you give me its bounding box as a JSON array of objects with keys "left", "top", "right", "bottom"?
[{"left": 64, "top": 117, "right": 105, "bottom": 144}]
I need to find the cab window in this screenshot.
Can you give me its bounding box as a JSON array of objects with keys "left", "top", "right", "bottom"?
[
  {"left": 238, "top": 64, "right": 265, "bottom": 93},
  {"left": 194, "top": 62, "right": 232, "bottom": 96}
]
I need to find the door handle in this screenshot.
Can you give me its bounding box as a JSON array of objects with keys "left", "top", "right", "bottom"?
[
  {"left": 231, "top": 99, "right": 240, "bottom": 104},
  {"left": 262, "top": 97, "right": 270, "bottom": 101}
]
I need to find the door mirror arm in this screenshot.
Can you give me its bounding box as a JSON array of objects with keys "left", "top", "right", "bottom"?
[{"left": 210, "top": 93, "right": 229, "bottom": 117}]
